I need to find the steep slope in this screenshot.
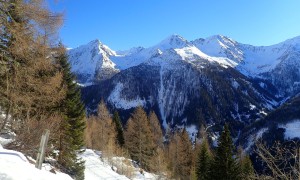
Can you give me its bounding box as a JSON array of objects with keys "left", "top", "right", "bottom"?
[{"left": 82, "top": 46, "right": 278, "bottom": 135}]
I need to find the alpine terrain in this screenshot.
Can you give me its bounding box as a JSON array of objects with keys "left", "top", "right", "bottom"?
[{"left": 68, "top": 34, "right": 300, "bottom": 143}]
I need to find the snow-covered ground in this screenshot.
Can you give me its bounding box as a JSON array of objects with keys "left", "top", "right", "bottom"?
[
  {"left": 80, "top": 149, "right": 160, "bottom": 180},
  {"left": 0, "top": 141, "right": 159, "bottom": 180},
  {"left": 0, "top": 127, "right": 158, "bottom": 180},
  {"left": 79, "top": 149, "right": 129, "bottom": 180},
  {"left": 0, "top": 147, "right": 72, "bottom": 180}
]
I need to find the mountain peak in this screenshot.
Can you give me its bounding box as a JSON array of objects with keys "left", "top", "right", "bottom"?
[
  {"left": 84, "top": 39, "right": 116, "bottom": 56},
  {"left": 154, "top": 34, "right": 190, "bottom": 50},
  {"left": 87, "top": 39, "right": 102, "bottom": 46},
  {"left": 206, "top": 35, "right": 234, "bottom": 43}
]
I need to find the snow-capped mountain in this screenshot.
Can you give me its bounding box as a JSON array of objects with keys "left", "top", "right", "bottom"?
[
  {"left": 69, "top": 35, "right": 300, "bottom": 96},
  {"left": 69, "top": 34, "right": 300, "bottom": 138},
  {"left": 192, "top": 35, "right": 300, "bottom": 96},
  {"left": 68, "top": 39, "right": 119, "bottom": 84},
  {"left": 68, "top": 35, "right": 238, "bottom": 84}
]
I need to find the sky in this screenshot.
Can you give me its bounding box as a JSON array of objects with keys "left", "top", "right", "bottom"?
[{"left": 48, "top": 0, "right": 300, "bottom": 50}]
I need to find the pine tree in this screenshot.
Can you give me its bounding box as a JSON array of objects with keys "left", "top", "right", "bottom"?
[
  {"left": 124, "top": 107, "right": 155, "bottom": 171},
  {"left": 210, "top": 124, "right": 241, "bottom": 180},
  {"left": 196, "top": 140, "right": 212, "bottom": 180},
  {"left": 57, "top": 46, "right": 86, "bottom": 180},
  {"left": 112, "top": 111, "right": 125, "bottom": 147}
]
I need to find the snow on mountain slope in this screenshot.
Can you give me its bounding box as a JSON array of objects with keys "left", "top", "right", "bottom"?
[
  {"left": 193, "top": 35, "right": 300, "bottom": 76},
  {"left": 111, "top": 34, "right": 193, "bottom": 70},
  {"left": 68, "top": 34, "right": 243, "bottom": 85},
  {"left": 68, "top": 39, "right": 119, "bottom": 84},
  {"left": 69, "top": 34, "right": 300, "bottom": 98},
  {"left": 108, "top": 82, "right": 147, "bottom": 110},
  {"left": 192, "top": 35, "right": 244, "bottom": 64},
  {"left": 69, "top": 34, "right": 300, "bottom": 84}
]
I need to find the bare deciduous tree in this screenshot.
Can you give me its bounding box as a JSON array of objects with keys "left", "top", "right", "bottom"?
[{"left": 256, "top": 140, "right": 300, "bottom": 180}]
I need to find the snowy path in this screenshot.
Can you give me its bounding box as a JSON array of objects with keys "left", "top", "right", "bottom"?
[{"left": 80, "top": 149, "right": 129, "bottom": 180}]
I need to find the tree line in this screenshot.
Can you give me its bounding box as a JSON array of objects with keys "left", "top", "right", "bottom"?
[{"left": 85, "top": 102, "right": 255, "bottom": 179}]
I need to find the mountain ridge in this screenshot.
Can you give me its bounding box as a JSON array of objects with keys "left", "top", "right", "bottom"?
[
  {"left": 68, "top": 34, "right": 300, "bottom": 85},
  {"left": 69, "top": 34, "right": 300, "bottom": 143}
]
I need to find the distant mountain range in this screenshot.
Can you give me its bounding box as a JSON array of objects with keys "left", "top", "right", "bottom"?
[{"left": 68, "top": 34, "right": 300, "bottom": 147}]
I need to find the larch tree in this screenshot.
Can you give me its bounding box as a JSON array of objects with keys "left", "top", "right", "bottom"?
[
  {"left": 124, "top": 106, "right": 155, "bottom": 172},
  {"left": 148, "top": 111, "right": 167, "bottom": 174},
  {"left": 96, "top": 100, "right": 116, "bottom": 152},
  {"left": 0, "top": 1, "right": 86, "bottom": 179},
  {"left": 148, "top": 111, "right": 163, "bottom": 148},
  {"left": 85, "top": 115, "right": 101, "bottom": 149},
  {"left": 167, "top": 128, "right": 192, "bottom": 179},
  {"left": 0, "top": 0, "right": 64, "bottom": 156},
  {"left": 177, "top": 128, "right": 193, "bottom": 178},
  {"left": 85, "top": 100, "right": 117, "bottom": 165}
]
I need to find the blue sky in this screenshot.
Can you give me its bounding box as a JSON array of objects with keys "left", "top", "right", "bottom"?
[{"left": 48, "top": 0, "right": 300, "bottom": 50}]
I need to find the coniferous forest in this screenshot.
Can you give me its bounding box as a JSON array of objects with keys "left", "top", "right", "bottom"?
[{"left": 1, "top": 0, "right": 300, "bottom": 180}]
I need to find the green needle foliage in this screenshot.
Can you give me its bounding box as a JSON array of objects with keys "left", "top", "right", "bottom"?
[
  {"left": 57, "top": 46, "right": 86, "bottom": 180},
  {"left": 196, "top": 140, "right": 212, "bottom": 180},
  {"left": 210, "top": 124, "right": 241, "bottom": 180},
  {"left": 112, "top": 111, "right": 125, "bottom": 147}
]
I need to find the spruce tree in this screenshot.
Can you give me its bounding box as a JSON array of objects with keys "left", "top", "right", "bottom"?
[
  {"left": 196, "top": 140, "right": 212, "bottom": 180},
  {"left": 112, "top": 111, "right": 125, "bottom": 147},
  {"left": 57, "top": 46, "right": 86, "bottom": 180},
  {"left": 210, "top": 124, "right": 241, "bottom": 180}
]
